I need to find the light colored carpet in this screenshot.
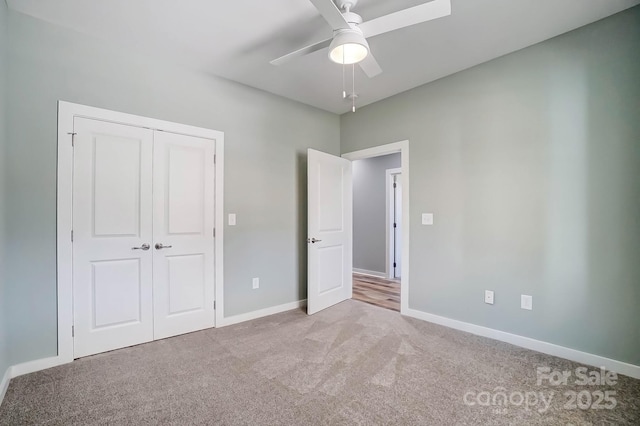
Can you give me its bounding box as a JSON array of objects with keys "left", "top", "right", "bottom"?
[{"left": 1, "top": 299, "right": 638, "bottom": 425}]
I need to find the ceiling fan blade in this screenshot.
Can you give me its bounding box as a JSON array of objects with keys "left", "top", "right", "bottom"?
[
  {"left": 360, "top": 0, "right": 451, "bottom": 39},
  {"left": 308, "top": 0, "right": 351, "bottom": 30},
  {"left": 358, "top": 53, "right": 382, "bottom": 78},
  {"left": 270, "top": 38, "right": 332, "bottom": 66}
]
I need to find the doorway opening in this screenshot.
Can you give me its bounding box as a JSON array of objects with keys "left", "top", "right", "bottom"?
[
  {"left": 342, "top": 141, "right": 409, "bottom": 314},
  {"left": 351, "top": 154, "right": 401, "bottom": 311}
]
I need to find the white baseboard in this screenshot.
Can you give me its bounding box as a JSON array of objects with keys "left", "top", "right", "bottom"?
[
  {"left": 0, "top": 367, "right": 10, "bottom": 405},
  {"left": 219, "top": 299, "right": 307, "bottom": 327},
  {"left": 404, "top": 308, "right": 640, "bottom": 380},
  {"left": 0, "top": 356, "right": 69, "bottom": 406},
  {"left": 353, "top": 268, "right": 387, "bottom": 278},
  {"left": 11, "top": 356, "right": 68, "bottom": 378}
]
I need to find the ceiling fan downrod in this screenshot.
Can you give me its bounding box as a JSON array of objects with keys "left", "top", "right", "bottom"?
[{"left": 337, "top": 0, "right": 358, "bottom": 13}]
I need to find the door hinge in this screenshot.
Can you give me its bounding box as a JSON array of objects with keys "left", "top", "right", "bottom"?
[
  {"left": 393, "top": 223, "right": 397, "bottom": 228},
  {"left": 72, "top": 326, "right": 74, "bottom": 337},
  {"left": 213, "top": 228, "right": 215, "bottom": 238},
  {"left": 393, "top": 262, "right": 397, "bottom": 268},
  {"left": 214, "top": 300, "right": 216, "bottom": 310},
  {"left": 393, "top": 182, "right": 396, "bottom": 188},
  {"left": 71, "top": 230, "right": 74, "bottom": 242},
  {"left": 214, "top": 154, "right": 216, "bottom": 164}
]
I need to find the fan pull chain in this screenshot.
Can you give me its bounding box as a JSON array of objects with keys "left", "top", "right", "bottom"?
[
  {"left": 352, "top": 63, "right": 356, "bottom": 113},
  {"left": 342, "top": 61, "right": 346, "bottom": 99}
]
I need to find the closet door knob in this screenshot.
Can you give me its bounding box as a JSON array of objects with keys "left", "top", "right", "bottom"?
[
  {"left": 155, "top": 243, "right": 173, "bottom": 250},
  {"left": 132, "top": 243, "right": 150, "bottom": 251}
]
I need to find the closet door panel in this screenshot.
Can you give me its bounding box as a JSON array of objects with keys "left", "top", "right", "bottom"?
[
  {"left": 72, "top": 118, "right": 154, "bottom": 358},
  {"left": 152, "top": 131, "right": 216, "bottom": 340}
]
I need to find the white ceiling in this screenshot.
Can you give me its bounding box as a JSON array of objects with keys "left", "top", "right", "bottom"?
[{"left": 7, "top": 0, "right": 640, "bottom": 114}]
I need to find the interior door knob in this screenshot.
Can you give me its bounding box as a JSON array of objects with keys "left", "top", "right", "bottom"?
[
  {"left": 307, "top": 238, "right": 322, "bottom": 244},
  {"left": 155, "top": 243, "right": 173, "bottom": 250},
  {"left": 132, "top": 243, "right": 150, "bottom": 251}
]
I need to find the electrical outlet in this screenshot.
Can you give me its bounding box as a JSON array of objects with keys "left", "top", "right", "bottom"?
[
  {"left": 484, "top": 290, "right": 494, "bottom": 305},
  {"left": 521, "top": 295, "right": 533, "bottom": 310},
  {"left": 252, "top": 277, "right": 259, "bottom": 289},
  {"left": 422, "top": 213, "right": 434, "bottom": 225}
]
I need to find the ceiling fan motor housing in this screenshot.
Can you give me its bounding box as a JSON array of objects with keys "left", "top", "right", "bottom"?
[{"left": 342, "top": 11, "right": 363, "bottom": 27}]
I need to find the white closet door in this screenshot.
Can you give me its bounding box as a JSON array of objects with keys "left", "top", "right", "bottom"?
[
  {"left": 72, "top": 118, "right": 154, "bottom": 358},
  {"left": 152, "top": 131, "right": 216, "bottom": 340}
]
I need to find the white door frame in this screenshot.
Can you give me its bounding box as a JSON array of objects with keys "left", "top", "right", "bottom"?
[
  {"left": 56, "top": 101, "right": 225, "bottom": 364},
  {"left": 386, "top": 168, "right": 402, "bottom": 280},
  {"left": 342, "top": 141, "right": 409, "bottom": 314}
]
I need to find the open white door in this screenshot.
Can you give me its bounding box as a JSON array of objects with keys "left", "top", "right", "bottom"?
[{"left": 307, "top": 149, "right": 352, "bottom": 315}]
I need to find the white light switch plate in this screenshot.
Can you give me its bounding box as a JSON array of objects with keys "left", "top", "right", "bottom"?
[
  {"left": 422, "top": 213, "right": 434, "bottom": 225},
  {"left": 521, "top": 295, "right": 533, "bottom": 310},
  {"left": 484, "top": 290, "right": 494, "bottom": 305},
  {"left": 252, "top": 277, "right": 259, "bottom": 289},
  {"left": 228, "top": 214, "right": 236, "bottom": 226}
]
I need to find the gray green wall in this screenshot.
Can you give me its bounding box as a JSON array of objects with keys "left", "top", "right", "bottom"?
[
  {"left": 353, "top": 153, "right": 400, "bottom": 274},
  {"left": 5, "top": 11, "right": 339, "bottom": 365},
  {"left": 0, "top": 0, "right": 9, "bottom": 378},
  {"left": 341, "top": 7, "right": 640, "bottom": 365},
  {"left": 2, "top": 5, "right": 639, "bottom": 371}
]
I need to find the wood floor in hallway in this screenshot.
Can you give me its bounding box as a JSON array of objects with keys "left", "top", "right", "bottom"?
[{"left": 352, "top": 273, "right": 400, "bottom": 312}]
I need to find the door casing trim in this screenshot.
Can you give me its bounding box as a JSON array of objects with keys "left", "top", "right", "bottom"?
[{"left": 57, "top": 101, "right": 225, "bottom": 364}]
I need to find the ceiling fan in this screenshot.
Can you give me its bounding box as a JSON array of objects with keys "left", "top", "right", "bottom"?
[{"left": 271, "top": 0, "right": 452, "bottom": 77}]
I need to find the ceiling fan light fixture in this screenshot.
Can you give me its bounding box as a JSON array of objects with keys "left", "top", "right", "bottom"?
[{"left": 328, "top": 29, "right": 369, "bottom": 65}]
